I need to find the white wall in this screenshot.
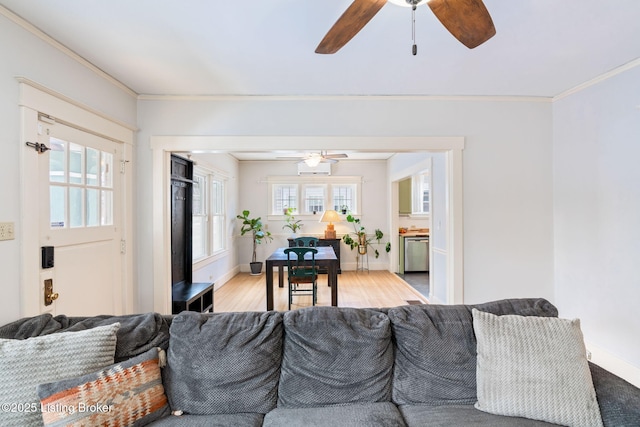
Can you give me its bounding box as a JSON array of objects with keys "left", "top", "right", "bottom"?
[
  {"left": 0, "top": 13, "right": 136, "bottom": 326},
  {"left": 135, "top": 97, "right": 554, "bottom": 312},
  {"left": 236, "top": 159, "right": 390, "bottom": 271},
  {"left": 553, "top": 66, "right": 640, "bottom": 377}
]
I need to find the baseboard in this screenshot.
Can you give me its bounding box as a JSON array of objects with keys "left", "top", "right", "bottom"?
[
  {"left": 585, "top": 342, "right": 640, "bottom": 388},
  {"left": 340, "top": 262, "right": 389, "bottom": 271},
  {"left": 213, "top": 266, "right": 240, "bottom": 291}
]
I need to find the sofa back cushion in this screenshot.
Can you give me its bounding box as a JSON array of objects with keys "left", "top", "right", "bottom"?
[
  {"left": 388, "top": 298, "right": 558, "bottom": 406},
  {"left": 164, "top": 311, "right": 283, "bottom": 415},
  {"left": 278, "top": 307, "right": 393, "bottom": 407}
]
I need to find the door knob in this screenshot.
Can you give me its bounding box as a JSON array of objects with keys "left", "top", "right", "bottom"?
[{"left": 44, "top": 279, "right": 59, "bottom": 306}]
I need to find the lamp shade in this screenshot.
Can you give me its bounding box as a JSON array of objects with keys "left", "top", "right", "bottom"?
[
  {"left": 319, "top": 210, "right": 341, "bottom": 224},
  {"left": 320, "top": 210, "right": 341, "bottom": 239}
]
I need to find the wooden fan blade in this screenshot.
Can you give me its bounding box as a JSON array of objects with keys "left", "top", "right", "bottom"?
[
  {"left": 315, "top": 0, "right": 387, "bottom": 54},
  {"left": 428, "top": 0, "right": 496, "bottom": 49}
]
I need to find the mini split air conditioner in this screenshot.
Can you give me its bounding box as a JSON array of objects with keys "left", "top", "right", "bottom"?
[{"left": 297, "top": 162, "right": 331, "bottom": 175}]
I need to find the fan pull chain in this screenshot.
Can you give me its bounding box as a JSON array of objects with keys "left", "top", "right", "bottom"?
[{"left": 412, "top": 5, "right": 417, "bottom": 55}]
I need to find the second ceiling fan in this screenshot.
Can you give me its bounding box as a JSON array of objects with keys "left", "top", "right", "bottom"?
[{"left": 315, "top": 0, "right": 496, "bottom": 54}]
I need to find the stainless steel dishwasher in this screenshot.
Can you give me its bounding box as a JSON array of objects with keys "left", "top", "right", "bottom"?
[{"left": 404, "top": 236, "right": 429, "bottom": 272}]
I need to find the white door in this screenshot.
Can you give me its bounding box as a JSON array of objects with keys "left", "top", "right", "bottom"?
[{"left": 38, "top": 120, "right": 124, "bottom": 316}]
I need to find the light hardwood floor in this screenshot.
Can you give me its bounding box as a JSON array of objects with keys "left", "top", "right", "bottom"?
[{"left": 214, "top": 270, "right": 428, "bottom": 312}]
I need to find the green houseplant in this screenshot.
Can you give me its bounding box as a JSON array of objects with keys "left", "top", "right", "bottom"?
[
  {"left": 341, "top": 214, "right": 391, "bottom": 258},
  {"left": 282, "top": 207, "right": 303, "bottom": 236},
  {"left": 236, "top": 210, "right": 273, "bottom": 275}
]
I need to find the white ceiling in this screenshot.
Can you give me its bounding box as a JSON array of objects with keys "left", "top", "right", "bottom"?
[{"left": 3, "top": 1, "right": 640, "bottom": 161}]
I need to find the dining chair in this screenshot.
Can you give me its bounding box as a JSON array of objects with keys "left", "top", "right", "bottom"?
[
  {"left": 284, "top": 247, "right": 318, "bottom": 310},
  {"left": 293, "top": 236, "right": 319, "bottom": 247}
]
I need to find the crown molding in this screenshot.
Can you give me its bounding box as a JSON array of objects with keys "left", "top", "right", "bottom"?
[
  {"left": 1, "top": 5, "right": 137, "bottom": 98},
  {"left": 137, "top": 94, "right": 552, "bottom": 103},
  {"left": 553, "top": 57, "right": 640, "bottom": 102}
]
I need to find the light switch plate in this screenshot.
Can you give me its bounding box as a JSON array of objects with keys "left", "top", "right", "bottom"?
[{"left": 0, "top": 222, "right": 15, "bottom": 240}]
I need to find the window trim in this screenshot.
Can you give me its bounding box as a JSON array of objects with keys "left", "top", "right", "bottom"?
[
  {"left": 267, "top": 176, "right": 363, "bottom": 219},
  {"left": 192, "top": 165, "right": 228, "bottom": 265}
]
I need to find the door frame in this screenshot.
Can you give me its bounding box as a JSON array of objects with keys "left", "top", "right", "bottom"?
[
  {"left": 19, "top": 78, "right": 135, "bottom": 317},
  {"left": 151, "top": 135, "right": 464, "bottom": 314}
]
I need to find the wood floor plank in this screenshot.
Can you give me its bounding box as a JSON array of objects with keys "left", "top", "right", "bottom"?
[{"left": 214, "top": 270, "right": 428, "bottom": 312}]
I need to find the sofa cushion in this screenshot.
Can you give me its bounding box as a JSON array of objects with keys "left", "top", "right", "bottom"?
[
  {"left": 37, "top": 347, "right": 169, "bottom": 427},
  {"left": 263, "top": 402, "right": 405, "bottom": 427},
  {"left": 277, "top": 307, "right": 393, "bottom": 407},
  {"left": 164, "top": 311, "right": 282, "bottom": 415},
  {"left": 0, "top": 322, "right": 119, "bottom": 426},
  {"left": 0, "top": 312, "right": 171, "bottom": 362},
  {"left": 399, "top": 404, "right": 562, "bottom": 427},
  {"left": 146, "top": 412, "right": 264, "bottom": 426},
  {"left": 472, "top": 309, "right": 603, "bottom": 427},
  {"left": 388, "top": 298, "right": 558, "bottom": 406}
]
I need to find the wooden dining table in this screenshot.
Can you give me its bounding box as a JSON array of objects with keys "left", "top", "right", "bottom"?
[{"left": 265, "top": 246, "right": 339, "bottom": 310}]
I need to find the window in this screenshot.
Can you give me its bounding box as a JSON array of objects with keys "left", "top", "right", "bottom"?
[
  {"left": 332, "top": 184, "right": 357, "bottom": 212},
  {"left": 269, "top": 177, "right": 361, "bottom": 216},
  {"left": 211, "top": 178, "right": 225, "bottom": 253},
  {"left": 192, "top": 167, "right": 227, "bottom": 262},
  {"left": 412, "top": 172, "right": 430, "bottom": 215},
  {"left": 192, "top": 172, "right": 208, "bottom": 260},
  {"left": 49, "top": 137, "right": 113, "bottom": 229},
  {"left": 303, "top": 184, "right": 326, "bottom": 214},
  {"left": 272, "top": 184, "right": 298, "bottom": 214}
]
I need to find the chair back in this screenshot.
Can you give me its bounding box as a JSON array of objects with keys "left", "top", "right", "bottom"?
[
  {"left": 293, "top": 237, "right": 319, "bottom": 247},
  {"left": 284, "top": 247, "right": 318, "bottom": 280}
]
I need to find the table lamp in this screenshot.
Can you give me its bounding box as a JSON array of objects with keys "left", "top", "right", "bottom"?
[{"left": 319, "top": 209, "right": 341, "bottom": 239}]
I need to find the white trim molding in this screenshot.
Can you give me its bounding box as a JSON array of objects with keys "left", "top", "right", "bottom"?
[
  {"left": 586, "top": 342, "right": 640, "bottom": 388},
  {"left": 151, "top": 135, "right": 465, "bottom": 314}
]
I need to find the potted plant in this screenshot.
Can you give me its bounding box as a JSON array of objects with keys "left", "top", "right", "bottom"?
[
  {"left": 340, "top": 205, "right": 349, "bottom": 214},
  {"left": 236, "top": 210, "right": 273, "bottom": 275},
  {"left": 341, "top": 214, "right": 391, "bottom": 258},
  {"left": 282, "top": 207, "right": 303, "bottom": 237}
]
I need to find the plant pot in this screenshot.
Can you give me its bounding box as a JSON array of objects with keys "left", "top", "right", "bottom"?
[
  {"left": 358, "top": 234, "right": 368, "bottom": 255},
  {"left": 249, "top": 261, "right": 263, "bottom": 275}
]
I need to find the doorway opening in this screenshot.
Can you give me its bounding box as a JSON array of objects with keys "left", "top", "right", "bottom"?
[{"left": 151, "top": 136, "right": 464, "bottom": 314}]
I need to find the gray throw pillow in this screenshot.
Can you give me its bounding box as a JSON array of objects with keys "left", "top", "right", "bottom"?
[
  {"left": 164, "top": 311, "right": 283, "bottom": 415},
  {"left": 388, "top": 298, "right": 558, "bottom": 406},
  {"left": 0, "top": 322, "right": 120, "bottom": 426},
  {"left": 473, "top": 309, "right": 603, "bottom": 427},
  {"left": 277, "top": 307, "right": 393, "bottom": 407}
]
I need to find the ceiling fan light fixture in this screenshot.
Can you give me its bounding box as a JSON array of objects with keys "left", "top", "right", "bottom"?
[
  {"left": 387, "top": 0, "right": 428, "bottom": 8},
  {"left": 304, "top": 155, "right": 322, "bottom": 168}
]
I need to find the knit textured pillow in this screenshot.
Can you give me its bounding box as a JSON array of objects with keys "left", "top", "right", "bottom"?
[
  {"left": 472, "top": 309, "right": 603, "bottom": 427},
  {"left": 37, "top": 347, "right": 169, "bottom": 427},
  {"left": 164, "top": 311, "right": 283, "bottom": 415},
  {"left": 0, "top": 322, "right": 120, "bottom": 426}
]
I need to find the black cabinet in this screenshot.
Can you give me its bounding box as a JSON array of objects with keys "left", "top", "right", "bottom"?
[
  {"left": 171, "top": 155, "right": 214, "bottom": 314},
  {"left": 172, "top": 281, "right": 214, "bottom": 313},
  {"left": 288, "top": 238, "right": 341, "bottom": 274},
  {"left": 171, "top": 155, "right": 193, "bottom": 287}
]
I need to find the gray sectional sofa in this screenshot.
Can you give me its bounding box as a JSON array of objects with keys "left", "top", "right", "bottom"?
[{"left": 1, "top": 298, "right": 639, "bottom": 427}]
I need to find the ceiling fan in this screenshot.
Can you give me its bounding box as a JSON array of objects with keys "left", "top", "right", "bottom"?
[
  {"left": 315, "top": 0, "right": 496, "bottom": 54},
  {"left": 277, "top": 151, "right": 348, "bottom": 167}
]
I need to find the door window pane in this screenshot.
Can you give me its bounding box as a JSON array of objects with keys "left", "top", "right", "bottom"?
[
  {"left": 101, "top": 190, "right": 113, "bottom": 226},
  {"left": 50, "top": 186, "right": 66, "bottom": 228},
  {"left": 69, "top": 143, "right": 84, "bottom": 185},
  {"left": 69, "top": 187, "right": 84, "bottom": 228},
  {"left": 49, "top": 139, "right": 66, "bottom": 183},
  {"left": 86, "top": 189, "right": 99, "bottom": 227},
  {"left": 101, "top": 152, "right": 113, "bottom": 188},
  {"left": 86, "top": 147, "right": 99, "bottom": 186}
]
